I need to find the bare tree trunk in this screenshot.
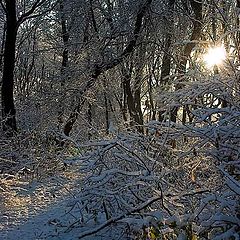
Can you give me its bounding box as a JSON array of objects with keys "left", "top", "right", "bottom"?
[
  {"left": 171, "top": 0, "right": 202, "bottom": 123},
  {"left": 159, "top": 0, "right": 175, "bottom": 121},
  {"left": 58, "top": 0, "right": 69, "bottom": 127},
  {"left": 221, "top": 0, "right": 228, "bottom": 108},
  {"left": 236, "top": 0, "right": 240, "bottom": 62},
  {"left": 104, "top": 93, "right": 109, "bottom": 134},
  {"left": 63, "top": 101, "right": 81, "bottom": 136},
  {"left": 123, "top": 72, "right": 135, "bottom": 123},
  {"left": 160, "top": 0, "right": 175, "bottom": 84},
  {"left": 87, "top": 103, "right": 92, "bottom": 139},
  {"left": 133, "top": 44, "right": 145, "bottom": 133},
  {"left": 1, "top": 0, "right": 52, "bottom": 134},
  {"left": 148, "top": 76, "right": 156, "bottom": 120},
  {"left": 1, "top": 0, "right": 17, "bottom": 133},
  {"left": 134, "top": 87, "right": 144, "bottom": 132},
  {"left": 0, "top": 23, "right": 6, "bottom": 72}
]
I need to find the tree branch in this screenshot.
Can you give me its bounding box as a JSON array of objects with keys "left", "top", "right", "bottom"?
[
  {"left": 78, "top": 196, "right": 161, "bottom": 239},
  {"left": 92, "top": 0, "right": 153, "bottom": 78},
  {"left": 0, "top": 0, "right": 6, "bottom": 13},
  {"left": 17, "top": 0, "right": 58, "bottom": 26},
  {"left": 63, "top": 0, "right": 152, "bottom": 136}
]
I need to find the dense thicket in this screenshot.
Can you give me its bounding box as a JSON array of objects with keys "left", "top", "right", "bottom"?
[{"left": 0, "top": 0, "right": 239, "bottom": 239}]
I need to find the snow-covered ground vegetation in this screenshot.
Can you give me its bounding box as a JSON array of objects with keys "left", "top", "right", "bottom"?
[
  {"left": 0, "top": 0, "right": 240, "bottom": 239},
  {"left": 60, "top": 71, "right": 240, "bottom": 239}
]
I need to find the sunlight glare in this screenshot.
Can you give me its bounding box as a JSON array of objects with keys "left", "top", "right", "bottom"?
[{"left": 204, "top": 46, "right": 226, "bottom": 68}]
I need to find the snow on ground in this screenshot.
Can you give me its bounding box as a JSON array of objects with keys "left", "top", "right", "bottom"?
[
  {"left": 0, "top": 168, "right": 87, "bottom": 240},
  {"left": 0, "top": 167, "right": 122, "bottom": 240}
]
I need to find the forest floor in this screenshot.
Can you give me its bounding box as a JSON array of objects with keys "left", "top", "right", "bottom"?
[{"left": 0, "top": 165, "right": 89, "bottom": 240}]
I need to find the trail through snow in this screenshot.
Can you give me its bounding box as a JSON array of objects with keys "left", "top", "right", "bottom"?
[{"left": 0, "top": 168, "right": 85, "bottom": 240}]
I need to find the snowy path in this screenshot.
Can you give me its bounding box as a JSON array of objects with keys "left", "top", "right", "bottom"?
[{"left": 0, "top": 170, "right": 84, "bottom": 240}]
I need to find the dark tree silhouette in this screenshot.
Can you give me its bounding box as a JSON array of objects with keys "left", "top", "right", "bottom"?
[
  {"left": 1, "top": 0, "right": 18, "bottom": 133},
  {"left": 1, "top": 0, "right": 52, "bottom": 134}
]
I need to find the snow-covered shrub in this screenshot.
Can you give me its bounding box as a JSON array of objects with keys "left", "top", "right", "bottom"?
[
  {"left": 62, "top": 131, "right": 217, "bottom": 239},
  {"left": 64, "top": 133, "right": 178, "bottom": 238},
  {"left": 63, "top": 120, "right": 239, "bottom": 239},
  {"left": 0, "top": 130, "right": 66, "bottom": 181},
  {"left": 157, "top": 70, "right": 240, "bottom": 239},
  {"left": 62, "top": 71, "right": 240, "bottom": 239}
]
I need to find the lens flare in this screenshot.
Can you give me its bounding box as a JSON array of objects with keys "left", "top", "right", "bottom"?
[{"left": 204, "top": 46, "right": 226, "bottom": 68}]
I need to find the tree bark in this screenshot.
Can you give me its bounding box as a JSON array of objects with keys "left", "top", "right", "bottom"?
[
  {"left": 1, "top": 0, "right": 17, "bottom": 133},
  {"left": 58, "top": 0, "right": 69, "bottom": 127},
  {"left": 159, "top": 0, "right": 175, "bottom": 121},
  {"left": 1, "top": 0, "right": 50, "bottom": 133},
  {"left": 170, "top": 0, "right": 202, "bottom": 123},
  {"left": 236, "top": 0, "right": 240, "bottom": 62},
  {"left": 104, "top": 93, "right": 109, "bottom": 134},
  {"left": 0, "top": 23, "right": 6, "bottom": 72}
]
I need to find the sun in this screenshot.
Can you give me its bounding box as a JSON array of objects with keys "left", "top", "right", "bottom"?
[{"left": 204, "top": 46, "right": 226, "bottom": 68}]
